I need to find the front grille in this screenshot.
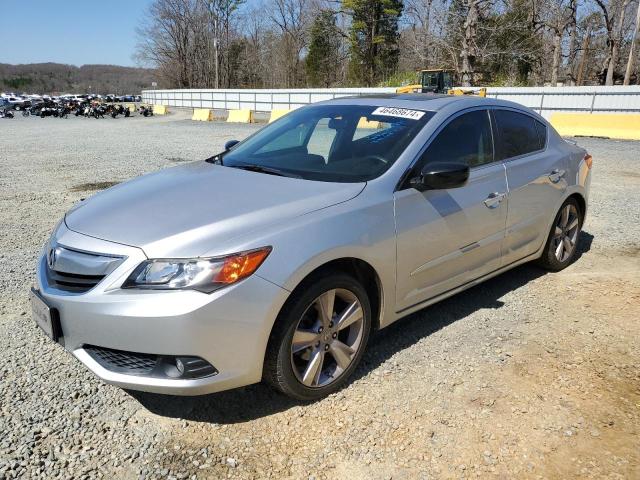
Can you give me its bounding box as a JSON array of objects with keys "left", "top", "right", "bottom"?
[
  {"left": 46, "top": 268, "right": 104, "bottom": 293},
  {"left": 85, "top": 345, "right": 158, "bottom": 375},
  {"left": 42, "top": 243, "right": 123, "bottom": 294}
]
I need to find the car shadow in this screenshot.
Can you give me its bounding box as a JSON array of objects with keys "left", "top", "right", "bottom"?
[{"left": 128, "top": 231, "right": 594, "bottom": 424}]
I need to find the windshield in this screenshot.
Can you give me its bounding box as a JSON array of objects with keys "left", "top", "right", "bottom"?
[
  {"left": 422, "top": 73, "right": 439, "bottom": 88},
  {"left": 219, "top": 104, "right": 434, "bottom": 182}
]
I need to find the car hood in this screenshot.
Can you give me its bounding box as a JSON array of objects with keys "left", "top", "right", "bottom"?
[{"left": 65, "top": 161, "right": 365, "bottom": 258}]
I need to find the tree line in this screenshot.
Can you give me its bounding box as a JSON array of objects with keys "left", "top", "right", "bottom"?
[
  {"left": 135, "top": 0, "right": 640, "bottom": 88},
  {"left": 0, "top": 63, "right": 156, "bottom": 94}
]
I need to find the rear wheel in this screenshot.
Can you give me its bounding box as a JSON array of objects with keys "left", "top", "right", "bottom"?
[
  {"left": 536, "top": 198, "right": 583, "bottom": 271},
  {"left": 264, "top": 273, "right": 371, "bottom": 401}
]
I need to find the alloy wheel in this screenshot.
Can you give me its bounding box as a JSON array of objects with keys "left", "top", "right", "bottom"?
[
  {"left": 553, "top": 204, "right": 580, "bottom": 262},
  {"left": 290, "top": 288, "right": 365, "bottom": 388}
]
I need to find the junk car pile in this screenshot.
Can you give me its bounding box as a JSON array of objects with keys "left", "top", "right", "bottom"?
[{"left": 0, "top": 92, "right": 148, "bottom": 120}]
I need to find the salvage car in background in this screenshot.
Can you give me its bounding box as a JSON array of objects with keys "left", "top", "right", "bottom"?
[{"left": 31, "top": 94, "right": 592, "bottom": 400}]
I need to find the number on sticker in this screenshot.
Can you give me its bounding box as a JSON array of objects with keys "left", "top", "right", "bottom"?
[{"left": 371, "top": 107, "right": 426, "bottom": 120}]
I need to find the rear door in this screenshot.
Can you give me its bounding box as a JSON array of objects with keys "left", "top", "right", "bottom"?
[
  {"left": 394, "top": 109, "right": 508, "bottom": 312},
  {"left": 493, "top": 109, "right": 568, "bottom": 264}
]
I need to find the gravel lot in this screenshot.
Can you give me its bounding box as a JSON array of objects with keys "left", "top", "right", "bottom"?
[{"left": 0, "top": 111, "right": 638, "bottom": 479}]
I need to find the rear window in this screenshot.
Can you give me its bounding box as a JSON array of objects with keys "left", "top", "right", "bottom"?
[{"left": 494, "top": 110, "right": 545, "bottom": 160}]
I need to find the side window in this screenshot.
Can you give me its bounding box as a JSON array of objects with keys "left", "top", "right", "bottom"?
[
  {"left": 419, "top": 110, "right": 493, "bottom": 169},
  {"left": 535, "top": 120, "right": 547, "bottom": 150},
  {"left": 494, "top": 110, "right": 543, "bottom": 160}
]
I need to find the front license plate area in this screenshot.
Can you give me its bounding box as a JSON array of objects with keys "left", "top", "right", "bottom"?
[{"left": 30, "top": 288, "right": 62, "bottom": 342}]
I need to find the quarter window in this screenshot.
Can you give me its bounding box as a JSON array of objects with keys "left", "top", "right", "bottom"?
[
  {"left": 535, "top": 120, "right": 547, "bottom": 149},
  {"left": 494, "top": 110, "right": 545, "bottom": 160},
  {"left": 418, "top": 110, "right": 493, "bottom": 169}
]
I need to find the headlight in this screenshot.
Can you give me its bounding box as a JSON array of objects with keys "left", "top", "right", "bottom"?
[{"left": 122, "top": 247, "right": 271, "bottom": 293}]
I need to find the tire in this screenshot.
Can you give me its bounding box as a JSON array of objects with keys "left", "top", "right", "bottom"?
[
  {"left": 264, "top": 272, "right": 372, "bottom": 401},
  {"left": 536, "top": 197, "right": 583, "bottom": 271}
]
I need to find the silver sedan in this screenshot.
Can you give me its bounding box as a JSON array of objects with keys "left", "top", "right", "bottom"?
[{"left": 31, "top": 94, "right": 591, "bottom": 400}]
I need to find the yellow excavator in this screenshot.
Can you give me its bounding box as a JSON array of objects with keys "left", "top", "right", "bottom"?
[{"left": 396, "top": 69, "right": 486, "bottom": 97}]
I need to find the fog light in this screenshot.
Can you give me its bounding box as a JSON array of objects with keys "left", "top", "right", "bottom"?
[
  {"left": 160, "top": 356, "right": 218, "bottom": 379},
  {"left": 175, "top": 357, "right": 185, "bottom": 375}
]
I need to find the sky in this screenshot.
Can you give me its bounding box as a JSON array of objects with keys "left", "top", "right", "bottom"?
[{"left": 0, "top": 0, "right": 155, "bottom": 67}]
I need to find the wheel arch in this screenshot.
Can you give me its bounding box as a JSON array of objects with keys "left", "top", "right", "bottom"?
[
  {"left": 271, "top": 256, "right": 384, "bottom": 336},
  {"left": 567, "top": 191, "right": 586, "bottom": 220},
  {"left": 276, "top": 256, "right": 384, "bottom": 332},
  {"left": 536, "top": 188, "right": 588, "bottom": 259}
]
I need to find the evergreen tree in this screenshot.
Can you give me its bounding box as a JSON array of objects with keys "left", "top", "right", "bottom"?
[
  {"left": 343, "top": 0, "right": 404, "bottom": 86},
  {"left": 305, "top": 10, "right": 342, "bottom": 87}
]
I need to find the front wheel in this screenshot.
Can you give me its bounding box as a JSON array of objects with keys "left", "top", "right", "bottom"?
[
  {"left": 264, "top": 273, "right": 371, "bottom": 401},
  {"left": 536, "top": 197, "right": 583, "bottom": 271}
]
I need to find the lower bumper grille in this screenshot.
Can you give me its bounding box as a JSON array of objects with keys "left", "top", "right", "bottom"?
[
  {"left": 85, "top": 345, "right": 157, "bottom": 375},
  {"left": 84, "top": 345, "right": 218, "bottom": 379}
]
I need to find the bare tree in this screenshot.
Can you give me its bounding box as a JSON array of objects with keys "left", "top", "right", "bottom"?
[
  {"left": 532, "top": 0, "right": 577, "bottom": 85},
  {"left": 404, "top": 0, "right": 436, "bottom": 64},
  {"left": 624, "top": 0, "right": 640, "bottom": 84},
  {"left": 460, "top": 0, "right": 483, "bottom": 86},
  {"left": 595, "top": 0, "right": 632, "bottom": 85},
  {"left": 576, "top": 23, "right": 593, "bottom": 84},
  {"left": 269, "top": 0, "right": 312, "bottom": 87},
  {"left": 136, "top": 0, "right": 194, "bottom": 87}
]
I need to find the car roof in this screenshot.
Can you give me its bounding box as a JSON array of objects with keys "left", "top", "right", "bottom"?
[{"left": 321, "top": 93, "right": 531, "bottom": 114}]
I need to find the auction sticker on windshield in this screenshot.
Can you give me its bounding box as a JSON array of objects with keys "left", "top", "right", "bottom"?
[{"left": 371, "top": 107, "right": 426, "bottom": 120}]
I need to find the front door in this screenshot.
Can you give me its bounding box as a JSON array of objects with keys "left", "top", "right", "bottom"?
[{"left": 394, "top": 109, "right": 508, "bottom": 312}]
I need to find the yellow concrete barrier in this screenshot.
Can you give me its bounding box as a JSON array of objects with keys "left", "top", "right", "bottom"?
[
  {"left": 192, "top": 108, "right": 213, "bottom": 122},
  {"left": 357, "top": 117, "right": 381, "bottom": 129},
  {"left": 550, "top": 113, "right": 640, "bottom": 140},
  {"left": 124, "top": 103, "right": 136, "bottom": 112},
  {"left": 448, "top": 87, "right": 487, "bottom": 97},
  {"left": 227, "top": 109, "right": 253, "bottom": 123},
  {"left": 268, "top": 109, "right": 291, "bottom": 123},
  {"left": 152, "top": 105, "right": 168, "bottom": 115}
]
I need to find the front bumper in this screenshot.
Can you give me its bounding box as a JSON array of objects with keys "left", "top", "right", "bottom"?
[{"left": 35, "top": 223, "right": 289, "bottom": 395}]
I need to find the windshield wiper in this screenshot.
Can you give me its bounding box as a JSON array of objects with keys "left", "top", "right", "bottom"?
[{"left": 229, "top": 164, "right": 301, "bottom": 178}]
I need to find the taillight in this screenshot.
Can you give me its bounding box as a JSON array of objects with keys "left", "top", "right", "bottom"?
[{"left": 584, "top": 153, "right": 593, "bottom": 169}]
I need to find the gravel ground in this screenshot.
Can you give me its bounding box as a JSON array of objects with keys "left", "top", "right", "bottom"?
[{"left": 0, "top": 111, "right": 638, "bottom": 479}]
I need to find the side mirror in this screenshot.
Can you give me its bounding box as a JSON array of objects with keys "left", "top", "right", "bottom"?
[
  {"left": 409, "top": 162, "right": 470, "bottom": 191},
  {"left": 224, "top": 139, "right": 240, "bottom": 151}
]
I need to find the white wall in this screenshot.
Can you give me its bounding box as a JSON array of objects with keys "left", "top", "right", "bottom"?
[
  {"left": 142, "top": 86, "right": 640, "bottom": 118},
  {"left": 485, "top": 86, "right": 640, "bottom": 119},
  {"left": 141, "top": 88, "right": 396, "bottom": 112}
]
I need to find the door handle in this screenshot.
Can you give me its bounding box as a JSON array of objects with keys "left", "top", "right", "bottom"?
[
  {"left": 484, "top": 192, "right": 505, "bottom": 209},
  {"left": 548, "top": 169, "right": 566, "bottom": 183}
]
